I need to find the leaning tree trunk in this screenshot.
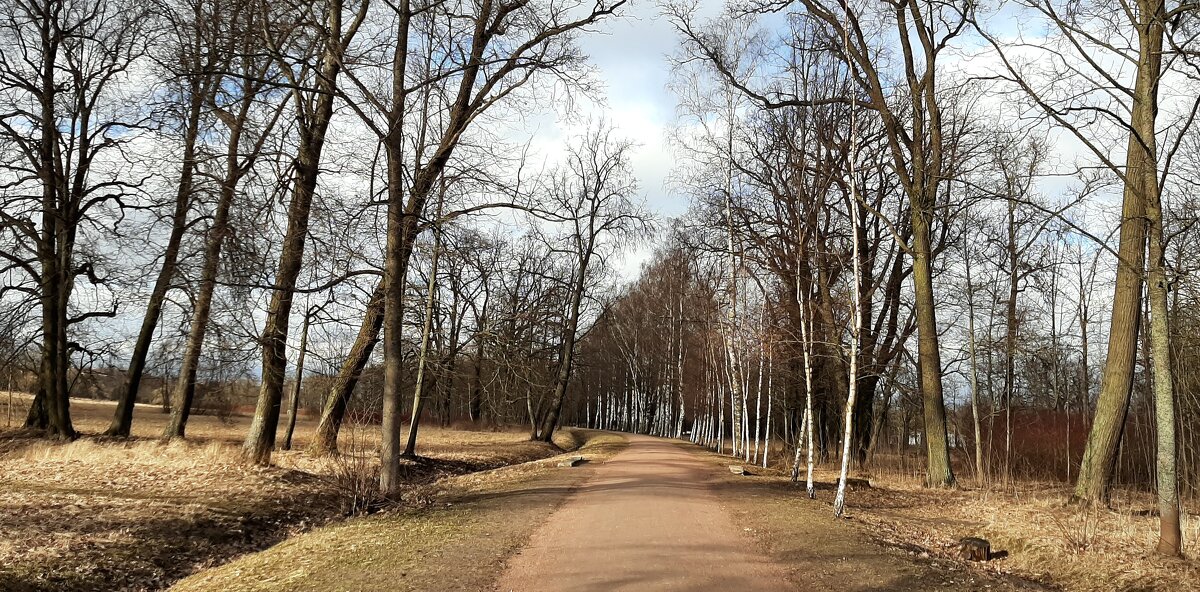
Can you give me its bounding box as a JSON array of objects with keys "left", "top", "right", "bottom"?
[
  {"left": 835, "top": 115, "right": 864, "bottom": 517},
  {"left": 536, "top": 266, "right": 587, "bottom": 443},
  {"left": 1073, "top": 2, "right": 1158, "bottom": 504},
  {"left": 310, "top": 281, "right": 385, "bottom": 454},
  {"left": 163, "top": 169, "right": 238, "bottom": 439},
  {"left": 401, "top": 224, "right": 444, "bottom": 459},
  {"left": 281, "top": 311, "right": 311, "bottom": 451},
  {"left": 107, "top": 86, "right": 204, "bottom": 437},
  {"left": 242, "top": 68, "right": 340, "bottom": 467}
]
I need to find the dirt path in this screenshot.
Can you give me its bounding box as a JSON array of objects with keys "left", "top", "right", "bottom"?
[{"left": 495, "top": 435, "right": 793, "bottom": 592}]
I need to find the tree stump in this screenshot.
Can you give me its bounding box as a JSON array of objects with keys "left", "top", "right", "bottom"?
[{"left": 959, "top": 537, "right": 991, "bottom": 561}]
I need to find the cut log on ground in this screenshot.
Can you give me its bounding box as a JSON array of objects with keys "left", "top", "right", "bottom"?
[{"left": 558, "top": 456, "right": 585, "bottom": 467}]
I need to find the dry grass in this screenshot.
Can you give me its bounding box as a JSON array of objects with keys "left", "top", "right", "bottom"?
[
  {"left": 0, "top": 393, "right": 597, "bottom": 592},
  {"left": 824, "top": 461, "right": 1200, "bottom": 591},
  {"left": 169, "top": 431, "right": 628, "bottom": 592},
  {"left": 678, "top": 441, "right": 1044, "bottom": 590}
]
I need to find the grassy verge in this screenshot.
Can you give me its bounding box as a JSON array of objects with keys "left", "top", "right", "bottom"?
[
  {"left": 169, "top": 431, "right": 627, "bottom": 592},
  {"left": 0, "top": 393, "right": 618, "bottom": 592},
  {"left": 683, "top": 441, "right": 1197, "bottom": 591},
  {"left": 680, "top": 442, "right": 1049, "bottom": 591}
]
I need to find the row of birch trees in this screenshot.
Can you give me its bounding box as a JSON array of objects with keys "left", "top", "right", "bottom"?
[{"left": 559, "top": 0, "right": 1200, "bottom": 558}]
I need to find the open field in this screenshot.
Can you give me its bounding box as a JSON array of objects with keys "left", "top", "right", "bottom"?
[{"left": 0, "top": 394, "right": 591, "bottom": 592}]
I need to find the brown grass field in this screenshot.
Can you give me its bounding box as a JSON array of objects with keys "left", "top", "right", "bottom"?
[
  {"left": 3, "top": 392, "right": 1198, "bottom": 591},
  {"left": 704, "top": 441, "right": 1199, "bottom": 592},
  {"left": 0, "top": 393, "right": 587, "bottom": 592}
]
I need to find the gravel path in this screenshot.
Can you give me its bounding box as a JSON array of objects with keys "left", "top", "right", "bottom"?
[{"left": 495, "top": 434, "right": 793, "bottom": 592}]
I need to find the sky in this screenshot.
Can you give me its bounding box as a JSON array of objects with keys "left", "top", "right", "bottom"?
[
  {"left": 527, "top": 0, "right": 728, "bottom": 275},
  {"left": 572, "top": 1, "right": 698, "bottom": 220}
]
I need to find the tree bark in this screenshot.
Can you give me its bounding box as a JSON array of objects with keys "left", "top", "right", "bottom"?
[
  {"left": 1134, "top": 0, "right": 1179, "bottom": 555},
  {"left": 107, "top": 83, "right": 204, "bottom": 437},
  {"left": 1072, "top": 0, "right": 1158, "bottom": 504},
  {"left": 163, "top": 156, "right": 239, "bottom": 439},
  {"left": 537, "top": 267, "right": 586, "bottom": 443},
  {"left": 912, "top": 203, "right": 955, "bottom": 487},
  {"left": 243, "top": 0, "right": 354, "bottom": 465},
  {"left": 310, "top": 281, "right": 384, "bottom": 454}
]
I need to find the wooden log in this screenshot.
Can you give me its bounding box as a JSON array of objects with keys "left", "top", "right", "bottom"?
[
  {"left": 557, "top": 455, "right": 584, "bottom": 467},
  {"left": 729, "top": 465, "right": 749, "bottom": 475},
  {"left": 959, "top": 537, "right": 991, "bottom": 561}
]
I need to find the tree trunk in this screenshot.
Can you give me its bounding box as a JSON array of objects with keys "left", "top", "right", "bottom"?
[
  {"left": 912, "top": 201, "right": 955, "bottom": 487},
  {"left": 281, "top": 311, "right": 311, "bottom": 451},
  {"left": 468, "top": 314, "right": 486, "bottom": 423},
  {"left": 1147, "top": 176, "right": 1180, "bottom": 557},
  {"left": 242, "top": 96, "right": 335, "bottom": 466},
  {"left": 1004, "top": 198, "right": 1018, "bottom": 488},
  {"left": 1073, "top": 0, "right": 1158, "bottom": 504},
  {"left": 163, "top": 152, "right": 240, "bottom": 439},
  {"left": 965, "top": 250, "right": 985, "bottom": 482},
  {"left": 311, "top": 281, "right": 384, "bottom": 454},
  {"left": 402, "top": 222, "right": 444, "bottom": 458},
  {"left": 537, "top": 270, "right": 586, "bottom": 443},
  {"left": 1136, "top": 0, "right": 1178, "bottom": 554},
  {"left": 33, "top": 23, "right": 74, "bottom": 440},
  {"left": 106, "top": 85, "right": 204, "bottom": 437}
]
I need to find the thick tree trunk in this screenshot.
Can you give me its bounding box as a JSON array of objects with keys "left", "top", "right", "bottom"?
[
  {"left": 912, "top": 203, "right": 955, "bottom": 487},
  {"left": 311, "top": 281, "right": 385, "bottom": 454},
  {"left": 243, "top": 0, "right": 357, "bottom": 465},
  {"left": 852, "top": 374, "right": 879, "bottom": 466},
  {"left": 1147, "top": 183, "right": 1181, "bottom": 557},
  {"left": 33, "top": 27, "right": 74, "bottom": 440},
  {"left": 1073, "top": 2, "right": 1158, "bottom": 504},
  {"left": 537, "top": 272, "right": 585, "bottom": 443},
  {"left": 1134, "top": 0, "right": 1179, "bottom": 555},
  {"left": 24, "top": 386, "right": 47, "bottom": 429}
]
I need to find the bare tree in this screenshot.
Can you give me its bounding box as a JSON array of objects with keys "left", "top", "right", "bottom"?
[
  {"left": 243, "top": 0, "right": 369, "bottom": 464},
  {"left": 0, "top": 0, "right": 155, "bottom": 437},
  {"left": 106, "top": 0, "right": 230, "bottom": 437},
  {"left": 164, "top": 1, "right": 289, "bottom": 438},
  {"left": 533, "top": 124, "right": 648, "bottom": 442}
]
